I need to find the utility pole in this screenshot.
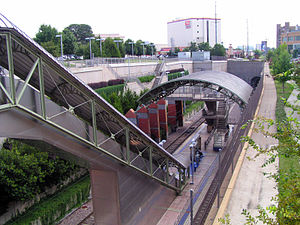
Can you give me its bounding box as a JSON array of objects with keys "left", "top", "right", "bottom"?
[
  {"left": 247, "top": 19, "right": 249, "bottom": 56},
  {"left": 215, "top": 1, "right": 217, "bottom": 45}
]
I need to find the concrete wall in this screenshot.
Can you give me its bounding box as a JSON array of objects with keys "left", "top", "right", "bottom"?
[
  {"left": 227, "top": 61, "right": 265, "bottom": 85},
  {"left": 212, "top": 61, "right": 227, "bottom": 72},
  {"left": 70, "top": 66, "right": 116, "bottom": 83}
]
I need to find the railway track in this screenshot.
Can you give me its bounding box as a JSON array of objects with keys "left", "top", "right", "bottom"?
[{"left": 165, "top": 117, "right": 205, "bottom": 154}]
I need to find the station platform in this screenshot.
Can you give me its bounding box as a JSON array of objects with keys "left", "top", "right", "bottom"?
[{"left": 157, "top": 115, "right": 221, "bottom": 225}]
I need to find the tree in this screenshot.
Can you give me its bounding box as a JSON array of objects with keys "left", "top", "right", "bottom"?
[
  {"left": 62, "top": 28, "right": 77, "bottom": 55},
  {"left": 34, "top": 24, "right": 58, "bottom": 44},
  {"left": 266, "top": 49, "right": 275, "bottom": 62},
  {"left": 253, "top": 49, "right": 262, "bottom": 59},
  {"left": 103, "top": 38, "right": 121, "bottom": 58},
  {"left": 275, "top": 70, "right": 292, "bottom": 93},
  {"left": 271, "top": 44, "right": 292, "bottom": 75},
  {"left": 114, "top": 38, "right": 125, "bottom": 57},
  {"left": 34, "top": 24, "right": 59, "bottom": 56},
  {"left": 145, "top": 43, "right": 156, "bottom": 56},
  {"left": 135, "top": 40, "right": 144, "bottom": 56},
  {"left": 292, "top": 49, "right": 299, "bottom": 58},
  {"left": 211, "top": 43, "right": 226, "bottom": 56},
  {"left": 124, "top": 39, "right": 134, "bottom": 55},
  {"left": 189, "top": 42, "right": 198, "bottom": 52},
  {"left": 66, "top": 24, "right": 93, "bottom": 43},
  {"left": 198, "top": 42, "right": 211, "bottom": 51}
]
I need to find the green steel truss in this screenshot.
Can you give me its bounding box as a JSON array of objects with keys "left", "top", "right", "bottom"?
[{"left": 0, "top": 29, "right": 188, "bottom": 193}]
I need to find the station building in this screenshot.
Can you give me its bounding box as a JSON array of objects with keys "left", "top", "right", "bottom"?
[
  {"left": 276, "top": 22, "right": 300, "bottom": 51},
  {"left": 167, "top": 18, "right": 221, "bottom": 48}
]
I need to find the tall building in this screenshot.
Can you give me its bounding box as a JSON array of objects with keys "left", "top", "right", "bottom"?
[
  {"left": 167, "top": 18, "right": 221, "bottom": 48},
  {"left": 276, "top": 22, "right": 300, "bottom": 51}
]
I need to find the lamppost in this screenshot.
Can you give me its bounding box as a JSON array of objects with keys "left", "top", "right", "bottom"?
[
  {"left": 141, "top": 42, "right": 146, "bottom": 56},
  {"left": 114, "top": 40, "right": 122, "bottom": 50},
  {"left": 149, "top": 43, "right": 155, "bottom": 56},
  {"left": 55, "top": 34, "right": 63, "bottom": 60},
  {"left": 96, "top": 38, "right": 105, "bottom": 57},
  {"left": 128, "top": 42, "right": 134, "bottom": 56},
  {"left": 189, "top": 143, "right": 195, "bottom": 184},
  {"left": 85, "top": 37, "right": 95, "bottom": 59}
]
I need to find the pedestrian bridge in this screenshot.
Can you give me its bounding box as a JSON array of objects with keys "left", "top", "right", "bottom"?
[
  {"left": 138, "top": 71, "right": 253, "bottom": 109},
  {"left": 0, "top": 14, "right": 188, "bottom": 225}
]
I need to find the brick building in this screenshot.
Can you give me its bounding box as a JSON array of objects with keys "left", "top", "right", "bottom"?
[{"left": 276, "top": 22, "right": 300, "bottom": 52}]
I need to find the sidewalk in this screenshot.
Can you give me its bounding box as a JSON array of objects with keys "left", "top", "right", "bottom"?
[{"left": 215, "top": 64, "right": 278, "bottom": 224}]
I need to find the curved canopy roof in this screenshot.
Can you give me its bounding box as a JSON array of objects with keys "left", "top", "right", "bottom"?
[{"left": 138, "top": 71, "right": 253, "bottom": 108}]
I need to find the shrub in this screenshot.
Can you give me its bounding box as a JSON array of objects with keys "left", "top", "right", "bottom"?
[
  {"left": 138, "top": 75, "right": 155, "bottom": 83},
  {"left": 6, "top": 175, "right": 90, "bottom": 225},
  {"left": 0, "top": 140, "right": 81, "bottom": 202}
]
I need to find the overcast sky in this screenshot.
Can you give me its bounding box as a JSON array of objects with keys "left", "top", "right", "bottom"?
[{"left": 2, "top": 0, "right": 300, "bottom": 48}]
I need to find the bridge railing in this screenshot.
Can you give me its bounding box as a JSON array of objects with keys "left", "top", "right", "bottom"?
[{"left": 0, "top": 27, "right": 188, "bottom": 193}]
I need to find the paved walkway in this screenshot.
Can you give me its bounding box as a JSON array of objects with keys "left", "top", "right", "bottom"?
[{"left": 215, "top": 64, "right": 278, "bottom": 224}]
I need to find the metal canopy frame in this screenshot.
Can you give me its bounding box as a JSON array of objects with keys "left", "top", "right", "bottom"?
[
  {"left": 0, "top": 17, "right": 188, "bottom": 193},
  {"left": 138, "top": 71, "right": 253, "bottom": 108}
]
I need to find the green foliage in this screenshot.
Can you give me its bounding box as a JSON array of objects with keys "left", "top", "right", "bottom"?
[
  {"left": 0, "top": 140, "right": 80, "bottom": 202},
  {"left": 66, "top": 24, "right": 93, "bottom": 44},
  {"left": 95, "top": 84, "right": 125, "bottom": 97},
  {"left": 168, "top": 70, "right": 189, "bottom": 81},
  {"left": 184, "top": 101, "right": 204, "bottom": 115},
  {"left": 96, "top": 86, "right": 146, "bottom": 114},
  {"left": 103, "top": 38, "right": 121, "bottom": 58},
  {"left": 138, "top": 75, "right": 155, "bottom": 83},
  {"left": 62, "top": 28, "right": 77, "bottom": 55},
  {"left": 253, "top": 49, "right": 263, "bottom": 58},
  {"left": 40, "top": 41, "right": 59, "bottom": 56},
  {"left": 34, "top": 24, "right": 58, "bottom": 44},
  {"left": 274, "top": 80, "right": 294, "bottom": 122},
  {"left": 198, "top": 42, "right": 211, "bottom": 51},
  {"left": 135, "top": 40, "right": 144, "bottom": 56},
  {"left": 211, "top": 43, "right": 226, "bottom": 56},
  {"left": 6, "top": 175, "right": 90, "bottom": 225},
  {"left": 270, "top": 44, "right": 292, "bottom": 75}
]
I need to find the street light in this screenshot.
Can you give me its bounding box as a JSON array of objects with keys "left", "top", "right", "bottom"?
[
  {"left": 149, "top": 43, "right": 155, "bottom": 56},
  {"left": 55, "top": 34, "right": 63, "bottom": 60},
  {"left": 114, "top": 40, "right": 122, "bottom": 49},
  {"left": 128, "top": 42, "right": 134, "bottom": 56},
  {"left": 85, "top": 37, "right": 95, "bottom": 59},
  {"left": 96, "top": 38, "right": 105, "bottom": 57},
  {"left": 141, "top": 42, "right": 147, "bottom": 56}
]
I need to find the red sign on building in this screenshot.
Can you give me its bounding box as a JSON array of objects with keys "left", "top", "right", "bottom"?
[{"left": 185, "top": 20, "right": 191, "bottom": 29}]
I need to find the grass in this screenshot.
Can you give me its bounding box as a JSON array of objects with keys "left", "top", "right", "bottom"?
[
  {"left": 274, "top": 80, "right": 294, "bottom": 122},
  {"left": 184, "top": 101, "right": 204, "bottom": 116},
  {"left": 6, "top": 175, "right": 90, "bottom": 225},
  {"left": 138, "top": 75, "right": 155, "bottom": 83},
  {"left": 274, "top": 80, "right": 300, "bottom": 178}
]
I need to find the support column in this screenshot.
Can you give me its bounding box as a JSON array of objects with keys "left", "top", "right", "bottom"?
[
  {"left": 176, "top": 100, "right": 183, "bottom": 127},
  {"left": 148, "top": 102, "right": 160, "bottom": 142},
  {"left": 125, "top": 108, "right": 137, "bottom": 125},
  {"left": 90, "top": 169, "right": 121, "bottom": 225},
  {"left": 167, "top": 99, "right": 177, "bottom": 132},
  {"left": 157, "top": 99, "right": 168, "bottom": 140},
  {"left": 136, "top": 106, "right": 151, "bottom": 136},
  {"left": 205, "top": 101, "right": 217, "bottom": 132}
]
